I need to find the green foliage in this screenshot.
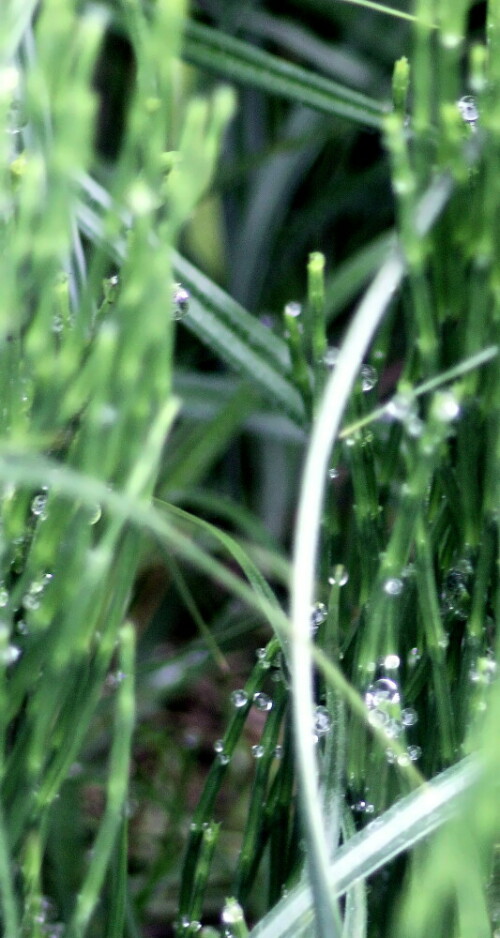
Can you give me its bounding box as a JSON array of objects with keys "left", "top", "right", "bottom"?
[{"left": 0, "top": 1, "right": 498, "bottom": 937}]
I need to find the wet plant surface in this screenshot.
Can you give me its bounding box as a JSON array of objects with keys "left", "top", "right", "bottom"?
[{"left": 0, "top": 2, "right": 498, "bottom": 938}]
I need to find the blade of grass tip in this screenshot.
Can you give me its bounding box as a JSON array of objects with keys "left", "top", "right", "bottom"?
[
  {"left": 290, "top": 171, "right": 455, "bottom": 938},
  {"left": 334, "top": 0, "right": 431, "bottom": 25},
  {"left": 249, "top": 755, "right": 481, "bottom": 938}
]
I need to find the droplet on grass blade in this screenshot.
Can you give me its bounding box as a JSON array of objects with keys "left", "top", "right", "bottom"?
[
  {"left": 230, "top": 689, "right": 249, "bottom": 709},
  {"left": 382, "top": 653, "right": 400, "bottom": 670},
  {"left": 323, "top": 346, "right": 339, "bottom": 368},
  {"left": 328, "top": 564, "right": 349, "bottom": 586},
  {"left": 172, "top": 283, "right": 190, "bottom": 319},
  {"left": 383, "top": 577, "right": 404, "bottom": 596},
  {"left": 284, "top": 300, "right": 302, "bottom": 318},
  {"left": 360, "top": 364, "right": 378, "bottom": 392},
  {"left": 310, "top": 601, "right": 327, "bottom": 633},
  {"left": 251, "top": 744, "right": 265, "bottom": 759},
  {"left": 457, "top": 95, "right": 479, "bottom": 127},
  {"left": 253, "top": 692, "right": 272, "bottom": 712},
  {"left": 313, "top": 705, "right": 333, "bottom": 737}
]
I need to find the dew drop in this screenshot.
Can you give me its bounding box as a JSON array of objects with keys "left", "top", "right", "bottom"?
[
  {"left": 433, "top": 390, "right": 460, "bottom": 422},
  {"left": 213, "top": 739, "right": 224, "bottom": 754},
  {"left": 251, "top": 744, "right": 265, "bottom": 759},
  {"left": 328, "top": 466, "right": 340, "bottom": 480},
  {"left": 87, "top": 503, "right": 102, "bottom": 525},
  {"left": 313, "top": 705, "right": 333, "bottom": 737},
  {"left": 323, "top": 346, "right": 339, "bottom": 369},
  {"left": 274, "top": 744, "right": 283, "bottom": 758},
  {"left": 15, "top": 619, "right": 29, "bottom": 635},
  {"left": 397, "top": 752, "right": 411, "bottom": 767},
  {"left": 255, "top": 647, "right": 271, "bottom": 668},
  {"left": 230, "top": 688, "right": 249, "bottom": 709},
  {"left": 217, "top": 753, "right": 230, "bottom": 766},
  {"left": 457, "top": 95, "right": 478, "bottom": 127},
  {"left": 382, "top": 653, "right": 400, "bottom": 670},
  {"left": 385, "top": 391, "right": 415, "bottom": 422},
  {"left": 365, "top": 677, "right": 401, "bottom": 710},
  {"left": 352, "top": 800, "right": 375, "bottom": 814},
  {"left": 31, "top": 492, "right": 48, "bottom": 520},
  {"left": 6, "top": 99, "right": 27, "bottom": 135},
  {"left": 401, "top": 707, "right": 418, "bottom": 726},
  {"left": 360, "top": 364, "right": 378, "bottom": 392},
  {"left": 407, "top": 647, "right": 421, "bottom": 667},
  {"left": 284, "top": 300, "right": 302, "bottom": 318},
  {"left": 407, "top": 744, "right": 422, "bottom": 761},
  {"left": 0, "top": 586, "right": 8, "bottom": 607},
  {"left": 328, "top": 564, "right": 349, "bottom": 587},
  {"left": 253, "top": 692, "right": 272, "bottom": 712},
  {"left": 310, "top": 601, "right": 327, "bottom": 632},
  {"left": 172, "top": 283, "right": 190, "bottom": 320},
  {"left": 1, "top": 644, "right": 20, "bottom": 665},
  {"left": 383, "top": 577, "right": 403, "bottom": 596}
]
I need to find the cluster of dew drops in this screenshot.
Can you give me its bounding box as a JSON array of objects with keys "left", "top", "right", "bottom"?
[{"left": 0, "top": 485, "right": 104, "bottom": 667}]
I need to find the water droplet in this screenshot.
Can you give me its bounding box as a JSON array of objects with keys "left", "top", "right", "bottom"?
[
  {"left": 274, "top": 744, "right": 283, "bottom": 758},
  {"left": 382, "top": 654, "right": 400, "bottom": 670},
  {"left": 255, "top": 647, "right": 270, "bottom": 668},
  {"left": 51, "top": 314, "right": 64, "bottom": 334},
  {"left": 87, "top": 503, "right": 102, "bottom": 525},
  {"left": 0, "top": 587, "right": 8, "bottom": 608},
  {"left": 385, "top": 391, "right": 415, "bottom": 422},
  {"left": 469, "top": 656, "right": 497, "bottom": 685},
  {"left": 328, "top": 466, "right": 340, "bottom": 479},
  {"left": 397, "top": 752, "right": 411, "bottom": 767},
  {"left": 284, "top": 300, "right": 302, "bottom": 318},
  {"left": 328, "top": 564, "right": 349, "bottom": 587},
  {"left": 1, "top": 644, "right": 20, "bottom": 665},
  {"left": 253, "top": 692, "right": 272, "bottom": 712},
  {"left": 383, "top": 578, "right": 403, "bottom": 596},
  {"left": 22, "top": 593, "right": 40, "bottom": 611},
  {"left": 352, "top": 800, "right": 375, "bottom": 814},
  {"left": 401, "top": 707, "right": 418, "bottom": 726},
  {"left": 457, "top": 95, "right": 478, "bottom": 126},
  {"left": 217, "top": 752, "right": 230, "bottom": 766},
  {"left": 172, "top": 283, "right": 190, "bottom": 320},
  {"left": 15, "top": 619, "right": 29, "bottom": 635},
  {"left": 441, "top": 568, "right": 469, "bottom": 617},
  {"left": 6, "top": 99, "right": 27, "bottom": 135},
  {"left": 360, "top": 364, "right": 378, "bottom": 392},
  {"left": 365, "top": 677, "right": 401, "bottom": 710},
  {"left": 310, "top": 601, "right": 327, "bottom": 632},
  {"left": 222, "top": 899, "right": 245, "bottom": 926},
  {"left": 97, "top": 404, "right": 118, "bottom": 427},
  {"left": 313, "top": 705, "right": 333, "bottom": 737},
  {"left": 251, "top": 744, "right": 265, "bottom": 759},
  {"left": 407, "top": 647, "right": 421, "bottom": 667},
  {"left": 31, "top": 492, "right": 48, "bottom": 520},
  {"left": 323, "top": 346, "right": 339, "bottom": 369},
  {"left": 385, "top": 748, "right": 397, "bottom": 764},
  {"left": 433, "top": 391, "right": 460, "bottom": 422},
  {"left": 230, "top": 688, "right": 249, "bottom": 709},
  {"left": 407, "top": 744, "right": 422, "bottom": 761},
  {"left": 214, "top": 739, "right": 224, "bottom": 754}
]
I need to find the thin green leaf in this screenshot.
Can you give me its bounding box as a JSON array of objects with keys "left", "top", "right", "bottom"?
[
  {"left": 183, "top": 20, "right": 386, "bottom": 129},
  {"left": 249, "top": 757, "right": 481, "bottom": 938}
]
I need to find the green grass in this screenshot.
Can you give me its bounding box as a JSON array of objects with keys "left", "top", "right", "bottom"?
[{"left": 0, "top": 0, "right": 498, "bottom": 936}]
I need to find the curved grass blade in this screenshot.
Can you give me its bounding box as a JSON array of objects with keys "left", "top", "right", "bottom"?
[
  {"left": 249, "top": 756, "right": 481, "bottom": 938},
  {"left": 183, "top": 20, "right": 386, "bottom": 129}
]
